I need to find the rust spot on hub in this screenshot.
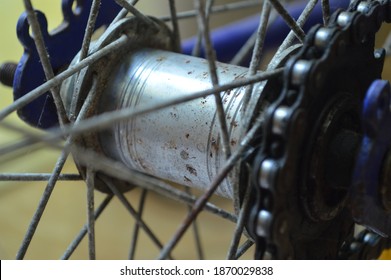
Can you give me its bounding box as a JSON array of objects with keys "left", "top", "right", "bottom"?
[{"left": 186, "top": 164, "right": 197, "bottom": 176}]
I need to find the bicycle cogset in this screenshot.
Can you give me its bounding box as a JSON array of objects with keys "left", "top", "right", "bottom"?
[
  {"left": 352, "top": 80, "right": 391, "bottom": 236},
  {"left": 248, "top": 0, "right": 391, "bottom": 259}
]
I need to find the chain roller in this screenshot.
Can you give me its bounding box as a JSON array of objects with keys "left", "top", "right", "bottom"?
[{"left": 249, "top": 0, "right": 391, "bottom": 259}]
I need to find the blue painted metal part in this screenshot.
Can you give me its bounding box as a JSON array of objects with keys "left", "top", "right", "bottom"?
[
  {"left": 14, "top": 0, "right": 121, "bottom": 128},
  {"left": 352, "top": 80, "right": 391, "bottom": 237},
  {"left": 182, "top": 0, "right": 350, "bottom": 65}
]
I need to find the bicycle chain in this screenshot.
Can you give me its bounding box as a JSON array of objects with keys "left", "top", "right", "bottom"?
[
  {"left": 248, "top": 0, "right": 391, "bottom": 259},
  {"left": 338, "top": 228, "right": 391, "bottom": 259}
]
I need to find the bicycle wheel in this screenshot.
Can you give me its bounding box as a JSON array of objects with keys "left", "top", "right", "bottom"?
[{"left": 0, "top": 0, "right": 390, "bottom": 260}]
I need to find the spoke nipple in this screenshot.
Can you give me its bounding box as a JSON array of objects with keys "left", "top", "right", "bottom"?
[{"left": 0, "top": 62, "right": 17, "bottom": 88}]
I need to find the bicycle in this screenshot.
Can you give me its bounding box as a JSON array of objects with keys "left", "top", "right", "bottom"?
[{"left": 0, "top": 0, "right": 390, "bottom": 259}]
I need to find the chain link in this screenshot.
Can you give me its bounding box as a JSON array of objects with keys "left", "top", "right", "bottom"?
[
  {"left": 338, "top": 228, "right": 391, "bottom": 259},
  {"left": 249, "top": 0, "right": 391, "bottom": 259}
]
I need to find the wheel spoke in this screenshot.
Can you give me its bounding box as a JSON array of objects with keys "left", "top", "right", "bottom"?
[
  {"left": 0, "top": 68, "right": 283, "bottom": 156},
  {"left": 168, "top": 0, "right": 181, "bottom": 49},
  {"left": 0, "top": 35, "right": 128, "bottom": 122},
  {"left": 267, "top": 0, "right": 318, "bottom": 70},
  {"left": 157, "top": 112, "right": 264, "bottom": 260},
  {"left": 102, "top": 177, "right": 172, "bottom": 259},
  {"left": 86, "top": 169, "right": 96, "bottom": 260},
  {"left": 226, "top": 177, "right": 252, "bottom": 259},
  {"left": 191, "top": 0, "right": 214, "bottom": 57},
  {"left": 0, "top": 121, "right": 63, "bottom": 159},
  {"left": 22, "top": 0, "right": 69, "bottom": 126},
  {"left": 4, "top": 110, "right": 238, "bottom": 226},
  {"left": 69, "top": 145, "right": 237, "bottom": 224},
  {"left": 79, "top": 0, "right": 102, "bottom": 62},
  {"left": 115, "top": 0, "right": 159, "bottom": 30},
  {"left": 0, "top": 173, "right": 81, "bottom": 181},
  {"left": 128, "top": 189, "right": 148, "bottom": 260},
  {"left": 61, "top": 195, "right": 113, "bottom": 260},
  {"left": 241, "top": 0, "right": 272, "bottom": 112},
  {"left": 268, "top": 0, "right": 305, "bottom": 42},
  {"left": 0, "top": 140, "right": 52, "bottom": 166},
  {"left": 235, "top": 239, "right": 254, "bottom": 259},
  {"left": 248, "top": 0, "right": 273, "bottom": 75},
  {"left": 110, "top": 0, "right": 140, "bottom": 26},
  {"left": 16, "top": 149, "right": 69, "bottom": 259},
  {"left": 196, "top": 0, "right": 232, "bottom": 158},
  {"left": 160, "top": 0, "right": 261, "bottom": 22},
  {"left": 57, "top": 69, "right": 283, "bottom": 147},
  {"left": 14, "top": 73, "right": 101, "bottom": 259},
  {"left": 230, "top": 31, "right": 258, "bottom": 66},
  {"left": 185, "top": 187, "right": 204, "bottom": 259}
]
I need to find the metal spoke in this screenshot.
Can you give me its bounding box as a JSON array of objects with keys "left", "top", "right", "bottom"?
[
  {"left": 54, "top": 68, "right": 282, "bottom": 139},
  {"left": 160, "top": 0, "right": 261, "bottom": 22},
  {"left": 226, "top": 175, "right": 252, "bottom": 259},
  {"left": 15, "top": 149, "right": 70, "bottom": 259},
  {"left": 242, "top": 0, "right": 272, "bottom": 112},
  {"left": 321, "top": 0, "right": 330, "bottom": 25},
  {"left": 267, "top": 0, "right": 318, "bottom": 70},
  {"left": 86, "top": 169, "right": 96, "bottom": 260},
  {"left": 242, "top": 0, "right": 322, "bottom": 250},
  {"left": 230, "top": 31, "right": 258, "bottom": 66},
  {"left": 157, "top": 112, "right": 264, "bottom": 260},
  {"left": 248, "top": 0, "right": 272, "bottom": 75},
  {"left": 268, "top": 0, "right": 305, "bottom": 42},
  {"left": 79, "top": 0, "right": 101, "bottom": 61},
  {"left": 235, "top": 239, "right": 254, "bottom": 259},
  {"left": 23, "top": 0, "right": 69, "bottom": 126},
  {"left": 101, "top": 177, "right": 172, "bottom": 259},
  {"left": 0, "top": 68, "right": 283, "bottom": 156},
  {"left": 191, "top": 0, "right": 214, "bottom": 57},
  {"left": 168, "top": 0, "right": 181, "bottom": 49},
  {"left": 115, "top": 0, "right": 159, "bottom": 30},
  {"left": 0, "top": 120, "right": 63, "bottom": 149},
  {"left": 61, "top": 195, "right": 113, "bottom": 260},
  {"left": 111, "top": 8, "right": 128, "bottom": 25},
  {"left": 185, "top": 187, "right": 204, "bottom": 259},
  {"left": 0, "top": 173, "right": 81, "bottom": 181},
  {"left": 69, "top": 145, "right": 237, "bottom": 224},
  {"left": 15, "top": 74, "right": 100, "bottom": 259},
  {"left": 230, "top": 8, "right": 278, "bottom": 64},
  {"left": 0, "top": 75, "right": 99, "bottom": 158},
  {"left": 0, "top": 35, "right": 128, "bottom": 122},
  {"left": 110, "top": 0, "right": 140, "bottom": 27},
  {"left": 0, "top": 120, "right": 237, "bottom": 224},
  {"left": 0, "top": 141, "right": 55, "bottom": 166},
  {"left": 196, "top": 0, "right": 231, "bottom": 159},
  {"left": 128, "top": 189, "right": 148, "bottom": 260}
]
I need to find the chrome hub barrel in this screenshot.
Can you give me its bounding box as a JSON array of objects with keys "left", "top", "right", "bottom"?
[{"left": 95, "top": 48, "right": 251, "bottom": 198}]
